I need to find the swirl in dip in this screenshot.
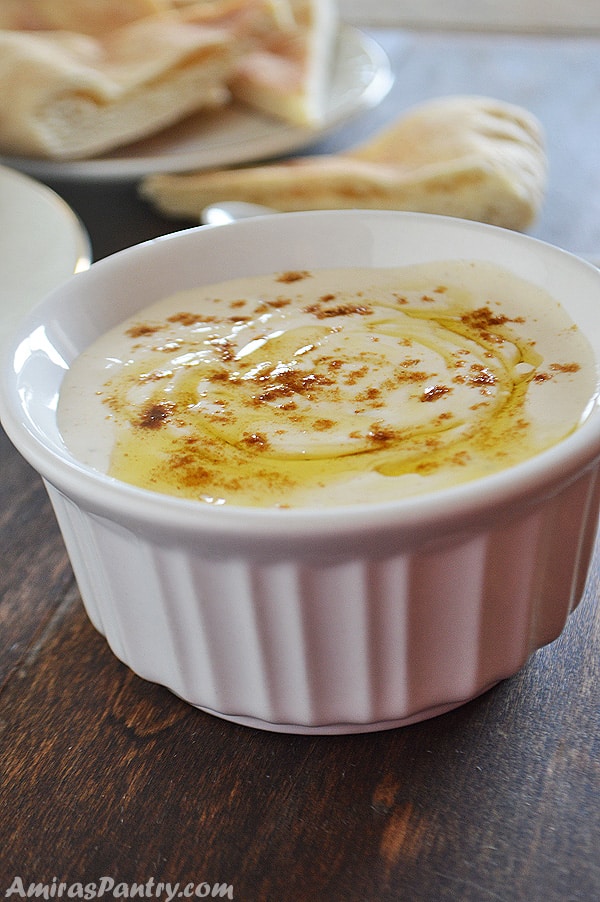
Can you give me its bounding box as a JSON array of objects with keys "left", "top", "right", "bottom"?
[{"left": 57, "top": 262, "right": 597, "bottom": 507}]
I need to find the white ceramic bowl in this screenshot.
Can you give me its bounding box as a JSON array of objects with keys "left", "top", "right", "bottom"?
[
  {"left": 0, "top": 164, "right": 91, "bottom": 344},
  {"left": 2, "top": 211, "right": 600, "bottom": 734}
]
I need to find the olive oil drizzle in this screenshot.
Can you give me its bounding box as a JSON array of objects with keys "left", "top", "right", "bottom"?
[{"left": 94, "top": 268, "right": 580, "bottom": 506}]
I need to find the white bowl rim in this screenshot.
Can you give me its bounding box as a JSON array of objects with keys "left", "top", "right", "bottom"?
[{"left": 3, "top": 209, "right": 600, "bottom": 540}]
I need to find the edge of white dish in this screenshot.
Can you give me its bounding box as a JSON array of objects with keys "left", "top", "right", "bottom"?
[{"left": 0, "top": 165, "right": 91, "bottom": 343}]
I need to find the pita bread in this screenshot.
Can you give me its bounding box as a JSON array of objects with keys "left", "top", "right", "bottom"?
[
  {"left": 172, "top": 0, "right": 337, "bottom": 126},
  {"left": 0, "top": 16, "right": 237, "bottom": 160},
  {"left": 168, "top": 0, "right": 294, "bottom": 28},
  {"left": 0, "top": 0, "right": 164, "bottom": 34},
  {"left": 171, "top": 0, "right": 296, "bottom": 49},
  {"left": 0, "top": 0, "right": 340, "bottom": 159},
  {"left": 140, "top": 96, "right": 547, "bottom": 231},
  {"left": 227, "top": 0, "right": 339, "bottom": 127}
]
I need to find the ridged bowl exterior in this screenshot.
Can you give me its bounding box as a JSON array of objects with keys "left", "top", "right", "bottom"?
[
  {"left": 44, "top": 460, "right": 600, "bottom": 733},
  {"left": 3, "top": 211, "right": 600, "bottom": 733}
]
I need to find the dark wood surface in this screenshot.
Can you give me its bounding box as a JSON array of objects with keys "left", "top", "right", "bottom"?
[{"left": 1, "top": 29, "right": 599, "bottom": 900}]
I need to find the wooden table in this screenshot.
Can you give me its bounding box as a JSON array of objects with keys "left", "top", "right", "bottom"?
[{"left": 1, "top": 29, "right": 599, "bottom": 900}]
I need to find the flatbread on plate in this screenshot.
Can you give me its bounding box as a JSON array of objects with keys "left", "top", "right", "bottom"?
[
  {"left": 0, "top": 15, "right": 237, "bottom": 160},
  {"left": 0, "top": 0, "right": 164, "bottom": 34}
]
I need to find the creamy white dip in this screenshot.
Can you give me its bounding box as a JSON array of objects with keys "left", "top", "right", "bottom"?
[{"left": 57, "top": 262, "right": 597, "bottom": 507}]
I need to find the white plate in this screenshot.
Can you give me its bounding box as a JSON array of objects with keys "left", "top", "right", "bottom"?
[
  {"left": 0, "top": 165, "right": 91, "bottom": 343},
  {"left": 0, "top": 26, "right": 393, "bottom": 183}
]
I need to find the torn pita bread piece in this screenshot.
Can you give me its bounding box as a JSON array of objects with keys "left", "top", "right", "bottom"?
[
  {"left": 140, "top": 96, "right": 547, "bottom": 231},
  {"left": 227, "top": 0, "right": 339, "bottom": 127},
  {"left": 167, "top": 0, "right": 295, "bottom": 34},
  {"left": 171, "top": 0, "right": 296, "bottom": 50},
  {"left": 0, "top": 0, "right": 164, "bottom": 34},
  {"left": 176, "top": 0, "right": 339, "bottom": 128},
  {"left": 0, "top": 16, "right": 238, "bottom": 160}
]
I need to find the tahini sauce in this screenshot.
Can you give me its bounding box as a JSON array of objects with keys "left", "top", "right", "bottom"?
[{"left": 57, "top": 262, "right": 598, "bottom": 507}]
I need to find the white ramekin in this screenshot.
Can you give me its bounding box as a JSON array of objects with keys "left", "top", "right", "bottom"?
[{"left": 2, "top": 211, "right": 600, "bottom": 733}]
